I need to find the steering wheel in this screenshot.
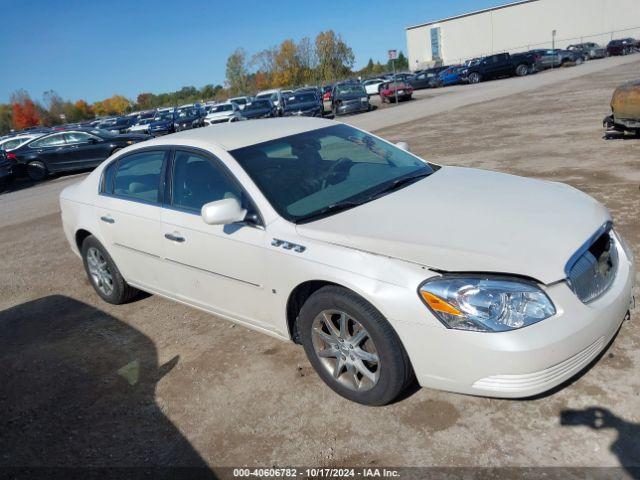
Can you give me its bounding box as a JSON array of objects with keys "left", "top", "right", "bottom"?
[{"left": 321, "top": 157, "right": 353, "bottom": 188}]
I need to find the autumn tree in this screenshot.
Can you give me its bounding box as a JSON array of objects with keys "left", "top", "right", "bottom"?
[
  {"left": 315, "top": 30, "right": 355, "bottom": 83},
  {"left": 93, "top": 95, "right": 131, "bottom": 116},
  {"left": 225, "top": 48, "right": 250, "bottom": 96},
  {"left": 10, "top": 90, "right": 40, "bottom": 130},
  {"left": 251, "top": 47, "right": 278, "bottom": 89},
  {"left": 272, "top": 39, "right": 303, "bottom": 87}
]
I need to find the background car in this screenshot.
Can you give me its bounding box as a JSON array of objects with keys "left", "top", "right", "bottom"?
[
  {"left": 148, "top": 109, "right": 176, "bottom": 136},
  {"left": 362, "top": 78, "right": 385, "bottom": 95},
  {"left": 96, "top": 116, "right": 137, "bottom": 134},
  {"left": 255, "top": 89, "right": 284, "bottom": 114},
  {"left": 331, "top": 82, "right": 370, "bottom": 115},
  {"left": 567, "top": 42, "right": 607, "bottom": 59},
  {"left": 229, "top": 96, "right": 251, "bottom": 110},
  {"left": 607, "top": 38, "right": 639, "bottom": 56},
  {"left": 240, "top": 99, "right": 277, "bottom": 120},
  {"left": 408, "top": 69, "right": 440, "bottom": 90},
  {"left": 8, "top": 128, "right": 149, "bottom": 181},
  {"left": 379, "top": 81, "right": 413, "bottom": 103},
  {"left": 174, "top": 107, "right": 205, "bottom": 131},
  {"left": 282, "top": 91, "right": 323, "bottom": 117},
  {"left": 0, "top": 133, "right": 44, "bottom": 151},
  {"left": 437, "top": 66, "right": 463, "bottom": 86},
  {"left": 0, "top": 149, "right": 13, "bottom": 186},
  {"left": 204, "top": 102, "right": 241, "bottom": 125},
  {"left": 127, "top": 118, "right": 154, "bottom": 134}
]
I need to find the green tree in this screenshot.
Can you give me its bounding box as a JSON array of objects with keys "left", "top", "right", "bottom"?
[
  {"left": 0, "top": 104, "right": 13, "bottom": 135},
  {"left": 225, "top": 48, "right": 250, "bottom": 96},
  {"left": 315, "top": 30, "right": 355, "bottom": 83}
]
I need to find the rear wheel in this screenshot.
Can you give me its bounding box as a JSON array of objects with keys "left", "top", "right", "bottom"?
[
  {"left": 299, "top": 286, "right": 413, "bottom": 405},
  {"left": 26, "top": 161, "right": 48, "bottom": 181},
  {"left": 515, "top": 64, "right": 529, "bottom": 76},
  {"left": 81, "top": 235, "right": 139, "bottom": 305}
]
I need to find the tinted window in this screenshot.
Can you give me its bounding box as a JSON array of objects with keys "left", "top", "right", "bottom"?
[
  {"left": 30, "top": 134, "right": 66, "bottom": 148},
  {"left": 172, "top": 151, "right": 242, "bottom": 212},
  {"left": 112, "top": 151, "right": 165, "bottom": 203}
]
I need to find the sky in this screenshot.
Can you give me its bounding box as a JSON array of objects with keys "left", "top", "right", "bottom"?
[{"left": 0, "top": 0, "right": 507, "bottom": 104}]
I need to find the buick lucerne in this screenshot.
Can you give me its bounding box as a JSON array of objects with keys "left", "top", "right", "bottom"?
[{"left": 60, "top": 118, "right": 635, "bottom": 405}]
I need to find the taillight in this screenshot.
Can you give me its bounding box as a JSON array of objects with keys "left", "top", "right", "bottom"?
[{"left": 6, "top": 152, "right": 17, "bottom": 160}]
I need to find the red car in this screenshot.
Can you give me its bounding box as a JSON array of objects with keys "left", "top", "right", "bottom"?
[{"left": 379, "top": 81, "right": 413, "bottom": 103}]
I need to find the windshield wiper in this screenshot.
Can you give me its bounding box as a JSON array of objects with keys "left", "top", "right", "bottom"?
[
  {"left": 367, "top": 171, "right": 433, "bottom": 200},
  {"left": 296, "top": 200, "right": 365, "bottom": 224}
]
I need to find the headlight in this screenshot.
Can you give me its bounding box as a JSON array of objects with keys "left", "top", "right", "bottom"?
[
  {"left": 126, "top": 140, "right": 135, "bottom": 145},
  {"left": 360, "top": 97, "right": 368, "bottom": 102},
  {"left": 418, "top": 276, "right": 555, "bottom": 332}
]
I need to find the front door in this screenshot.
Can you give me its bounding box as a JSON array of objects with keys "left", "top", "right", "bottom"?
[
  {"left": 94, "top": 149, "right": 168, "bottom": 292},
  {"left": 64, "top": 131, "right": 107, "bottom": 168},
  {"left": 160, "top": 149, "right": 271, "bottom": 330}
]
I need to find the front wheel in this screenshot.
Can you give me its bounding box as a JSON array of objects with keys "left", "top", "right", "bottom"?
[
  {"left": 299, "top": 286, "right": 414, "bottom": 405},
  {"left": 468, "top": 72, "right": 481, "bottom": 84},
  {"left": 81, "top": 235, "right": 139, "bottom": 305},
  {"left": 515, "top": 64, "right": 529, "bottom": 76},
  {"left": 26, "top": 160, "right": 48, "bottom": 181}
]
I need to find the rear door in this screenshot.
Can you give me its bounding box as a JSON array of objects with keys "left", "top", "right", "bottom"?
[
  {"left": 94, "top": 148, "right": 169, "bottom": 292},
  {"left": 26, "top": 133, "right": 73, "bottom": 171},
  {"left": 160, "top": 148, "right": 272, "bottom": 329}
]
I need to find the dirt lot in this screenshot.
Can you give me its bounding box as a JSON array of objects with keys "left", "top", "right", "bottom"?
[{"left": 1, "top": 59, "right": 639, "bottom": 476}]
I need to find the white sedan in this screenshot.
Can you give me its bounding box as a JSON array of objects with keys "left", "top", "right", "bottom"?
[
  {"left": 204, "top": 102, "right": 241, "bottom": 125},
  {"left": 363, "top": 78, "right": 385, "bottom": 95},
  {"left": 60, "top": 118, "right": 635, "bottom": 405}
]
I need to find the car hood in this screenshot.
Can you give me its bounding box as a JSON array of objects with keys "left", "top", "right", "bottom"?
[
  {"left": 207, "top": 111, "right": 234, "bottom": 119},
  {"left": 284, "top": 101, "right": 319, "bottom": 111},
  {"left": 150, "top": 119, "right": 172, "bottom": 127},
  {"left": 296, "top": 166, "right": 610, "bottom": 284},
  {"left": 242, "top": 108, "right": 271, "bottom": 118}
]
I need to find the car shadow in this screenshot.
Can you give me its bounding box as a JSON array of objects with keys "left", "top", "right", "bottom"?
[
  {"left": 560, "top": 407, "right": 640, "bottom": 475},
  {"left": 0, "top": 168, "right": 93, "bottom": 195},
  {"left": 0, "top": 295, "right": 216, "bottom": 478}
]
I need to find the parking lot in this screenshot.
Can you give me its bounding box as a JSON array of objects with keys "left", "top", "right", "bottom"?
[{"left": 1, "top": 55, "right": 639, "bottom": 472}]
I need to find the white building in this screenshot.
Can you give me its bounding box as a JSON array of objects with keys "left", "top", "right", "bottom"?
[{"left": 406, "top": 0, "right": 640, "bottom": 70}]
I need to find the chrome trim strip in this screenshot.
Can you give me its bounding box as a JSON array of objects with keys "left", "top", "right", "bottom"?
[{"left": 164, "top": 257, "right": 261, "bottom": 287}]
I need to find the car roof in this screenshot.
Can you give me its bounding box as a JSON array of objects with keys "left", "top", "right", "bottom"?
[{"left": 139, "top": 117, "right": 337, "bottom": 151}]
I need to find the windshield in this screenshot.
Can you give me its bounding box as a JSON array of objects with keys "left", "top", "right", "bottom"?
[
  {"left": 335, "top": 84, "right": 365, "bottom": 96},
  {"left": 287, "top": 93, "right": 317, "bottom": 105},
  {"left": 231, "top": 98, "right": 247, "bottom": 105},
  {"left": 257, "top": 92, "right": 278, "bottom": 101},
  {"left": 211, "top": 104, "right": 233, "bottom": 112},
  {"left": 135, "top": 119, "right": 154, "bottom": 125},
  {"left": 230, "top": 124, "right": 436, "bottom": 223},
  {"left": 247, "top": 100, "right": 271, "bottom": 110},
  {"left": 177, "top": 108, "right": 197, "bottom": 118},
  {"left": 154, "top": 112, "right": 174, "bottom": 121}
]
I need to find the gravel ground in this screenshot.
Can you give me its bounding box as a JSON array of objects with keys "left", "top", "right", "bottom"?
[{"left": 0, "top": 57, "right": 639, "bottom": 476}]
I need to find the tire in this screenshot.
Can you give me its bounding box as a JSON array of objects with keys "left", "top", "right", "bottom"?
[
  {"left": 81, "top": 235, "right": 139, "bottom": 305},
  {"left": 299, "top": 286, "right": 414, "bottom": 406},
  {"left": 515, "top": 64, "right": 529, "bottom": 76},
  {"left": 26, "top": 160, "right": 48, "bottom": 181},
  {"left": 576, "top": 57, "right": 584, "bottom": 65},
  {"left": 468, "top": 72, "right": 481, "bottom": 84}
]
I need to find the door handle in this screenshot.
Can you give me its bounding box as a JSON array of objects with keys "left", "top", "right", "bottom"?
[
  {"left": 164, "top": 233, "right": 185, "bottom": 243},
  {"left": 100, "top": 215, "right": 115, "bottom": 224}
]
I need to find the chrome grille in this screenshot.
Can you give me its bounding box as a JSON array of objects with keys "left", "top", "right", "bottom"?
[{"left": 566, "top": 226, "right": 618, "bottom": 303}]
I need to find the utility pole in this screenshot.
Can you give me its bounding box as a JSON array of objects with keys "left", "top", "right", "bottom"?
[{"left": 388, "top": 49, "right": 398, "bottom": 105}]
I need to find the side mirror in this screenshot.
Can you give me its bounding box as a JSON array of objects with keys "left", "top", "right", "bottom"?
[
  {"left": 396, "top": 141, "right": 410, "bottom": 152},
  {"left": 201, "top": 198, "right": 247, "bottom": 225}
]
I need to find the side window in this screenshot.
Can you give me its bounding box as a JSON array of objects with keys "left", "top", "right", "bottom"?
[
  {"left": 30, "top": 134, "right": 66, "bottom": 148},
  {"left": 64, "top": 132, "right": 93, "bottom": 144},
  {"left": 112, "top": 151, "right": 165, "bottom": 203},
  {"left": 101, "top": 160, "right": 118, "bottom": 194},
  {"left": 171, "top": 151, "right": 242, "bottom": 213}
]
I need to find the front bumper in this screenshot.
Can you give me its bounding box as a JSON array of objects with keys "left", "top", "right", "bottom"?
[
  {"left": 335, "top": 101, "right": 369, "bottom": 115},
  {"left": 395, "top": 235, "right": 635, "bottom": 398}
]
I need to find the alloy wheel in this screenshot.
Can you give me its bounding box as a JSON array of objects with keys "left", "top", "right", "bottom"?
[
  {"left": 86, "top": 247, "right": 114, "bottom": 296},
  {"left": 311, "top": 309, "right": 380, "bottom": 392}
]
